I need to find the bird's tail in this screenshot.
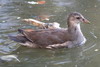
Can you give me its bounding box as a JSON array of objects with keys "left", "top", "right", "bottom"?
[{"left": 8, "top": 35, "right": 28, "bottom": 43}]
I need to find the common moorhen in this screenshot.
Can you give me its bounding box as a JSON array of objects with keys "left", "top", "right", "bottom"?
[{"left": 9, "top": 12, "right": 90, "bottom": 49}]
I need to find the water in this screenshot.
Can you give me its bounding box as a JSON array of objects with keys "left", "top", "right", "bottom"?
[{"left": 0, "top": 0, "right": 100, "bottom": 67}]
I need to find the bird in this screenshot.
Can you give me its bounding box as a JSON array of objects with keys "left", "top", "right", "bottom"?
[{"left": 8, "top": 12, "right": 90, "bottom": 49}]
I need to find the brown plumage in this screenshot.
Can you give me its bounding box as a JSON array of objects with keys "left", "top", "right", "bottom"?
[{"left": 9, "top": 12, "right": 90, "bottom": 49}]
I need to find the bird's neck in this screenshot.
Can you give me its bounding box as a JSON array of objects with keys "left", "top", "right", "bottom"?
[
  {"left": 68, "top": 22, "right": 86, "bottom": 45},
  {"left": 68, "top": 22, "right": 81, "bottom": 34}
]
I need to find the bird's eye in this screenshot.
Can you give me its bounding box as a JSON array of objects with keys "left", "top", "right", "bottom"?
[{"left": 76, "top": 17, "right": 81, "bottom": 19}]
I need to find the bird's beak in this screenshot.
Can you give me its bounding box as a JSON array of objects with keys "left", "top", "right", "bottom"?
[{"left": 82, "top": 18, "right": 90, "bottom": 24}]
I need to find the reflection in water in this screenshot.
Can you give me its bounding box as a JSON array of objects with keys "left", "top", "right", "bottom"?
[
  {"left": 6, "top": 47, "right": 93, "bottom": 67},
  {"left": 0, "top": 0, "right": 100, "bottom": 67}
]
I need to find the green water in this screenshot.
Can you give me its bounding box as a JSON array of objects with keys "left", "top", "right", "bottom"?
[{"left": 0, "top": 0, "right": 100, "bottom": 67}]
